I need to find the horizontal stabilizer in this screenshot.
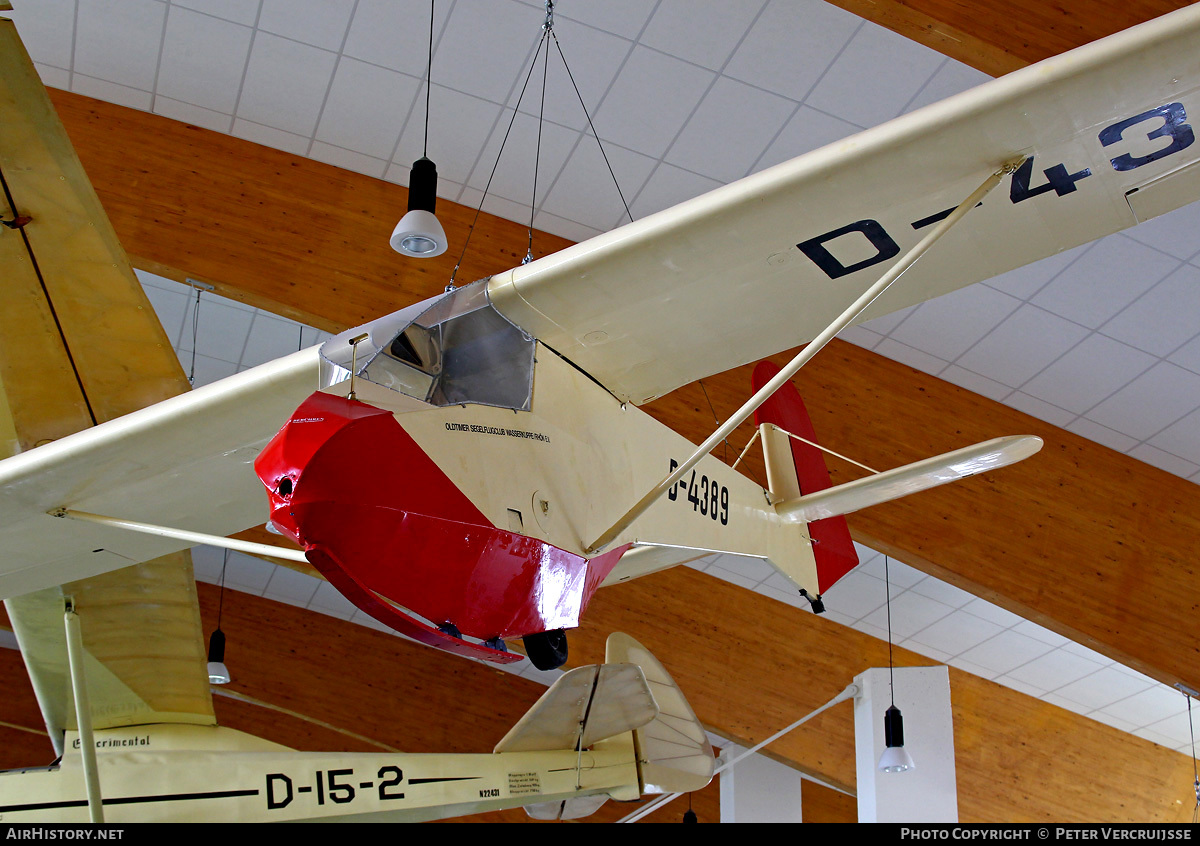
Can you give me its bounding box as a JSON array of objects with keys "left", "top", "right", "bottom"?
[
  {"left": 494, "top": 662, "right": 658, "bottom": 754},
  {"left": 599, "top": 543, "right": 713, "bottom": 588},
  {"left": 773, "top": 435, "right": 1044, "bottom": 524},
  {"left": 523, "top": 794, "right": 609, "bottom": 821}
]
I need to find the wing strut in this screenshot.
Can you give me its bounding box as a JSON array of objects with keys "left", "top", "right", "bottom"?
[
  {"left": 64, "top": 598, "right": 105, "bottom": 823},
  {"left": 50, "top": 509, "right": 309, "bottom": 563},
  {"left": 584, "top": 160, "right": 1019, "bottom": 554}
]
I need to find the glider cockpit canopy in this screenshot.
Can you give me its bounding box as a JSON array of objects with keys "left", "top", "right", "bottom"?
[{"left": 320, "top": 279, "right": 536, "bottom": 411}]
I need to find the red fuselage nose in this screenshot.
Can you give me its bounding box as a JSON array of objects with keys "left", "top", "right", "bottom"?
[{"left": 253, "top": 391, "right": 627, "bottom": 653}]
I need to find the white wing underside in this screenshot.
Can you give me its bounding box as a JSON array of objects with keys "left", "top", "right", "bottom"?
[
  {"left": 488, "top": 4, "right": 1200, "bottom": 404},
  {"left": 0, "top": 349, "right": 320, "bottom": 601}
]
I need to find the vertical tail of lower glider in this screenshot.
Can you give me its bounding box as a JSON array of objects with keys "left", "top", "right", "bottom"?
[{"left": 752, "top": 361, "right": 859, "bottom": 594}]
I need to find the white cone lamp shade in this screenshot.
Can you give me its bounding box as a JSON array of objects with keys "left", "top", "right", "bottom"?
[
  {"left": 207, "top": 628, "right": 231, "bottom": 685},
  {"left": 878, "top": 705, "right": 915, "bottom": 773},
  {"left": 391, "top": 157, "right": 447, "bottom": 257}
]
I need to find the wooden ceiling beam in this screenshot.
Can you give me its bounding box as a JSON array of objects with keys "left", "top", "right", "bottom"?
[{"left": 829, "top": 0, "right": 1198, "bottom": 77}]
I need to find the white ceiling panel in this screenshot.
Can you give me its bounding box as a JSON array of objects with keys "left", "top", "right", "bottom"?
[
  {"left": 1123, "top": 193, "right": 1200, "bottom": 259},
  {"left": 638, "top": 0, "right": 764, "bottom": 69},
  {"left": 814, "top": 568, "right": 888, "bottom": 620},
  {"left": 960, "top": 596, "right": 1026, "bottom": 628},
  {"left": 592, "top": 44, "right": 714, "bottom": 158},
  {"left": 172, "top": 0, "right": 258, "bottom": 28},
  {"left": 1148, "top": 405, "right": 1200, "bottom": 465},
  {"left": 308, "top": 581, "right": 361, "bottom": 620},
  {"left": 231, "top": 116, "right": 310, "bottom": 155},
  {"left": 938, "top": 364, "right": 1013, "bottom": 402},
  {"left": 465, "top": 110, "right": 579, "bottom": 206},
  {"left": 1021, "top": 334, "right": 1156, "bottom": 415},
  {"left": 315, "top": 57, "right": 421, "bottom": 160},
  {"left": 530, "top": 209, "right": 603, "bottom": 244},
  {"left": 342, "top": 0, "right": 448, "bottom": 78},
  {"left": 665, "top": 75, "right": 794, "bottom": 183},
  {"left": 539, "top": 136, "right": 654, "bottom": 229},
  {"left": 1086, "top": 361, "right": 1200, "bottom": 440},
  {"left": 861, "top": 589, "right": 954, "bottom": 639},
  {"left": 957, "top": 628, "right": 1056, "bottom": 677},
  {"left": 628, "top": 162, "right": 722, "bottom": 220},
  {"left": 505, "top": 15, "right": 632, "bottom": 132},
  {"left": 32, "top": 61, "right": 70, "bottom": 89},
  {"left": 261, "top": 564, "right": 322, "bottom": 607},
  {"left": 71, "top": 73, "right": 152, "bottom": 110},
  {"left": 805, "top": 20, "right": 944, "bottom": 127},
  {"left": 980, "top": 242, "right": 1091, "bottom": 300},
  {"left": 309, "top": 140, "right": 388, "bottom": 179},
  {"left": 871, "top": 336, "right": 948, "bottom": 377},
  {"left": 1129, "top": 442, "right": 1200, "bottom": 478},
  {"left": 157, "top": 6, "right": 252, "bottom": 114},
  {"left": 908, "top": 577, "right": 976, "bottom": 609},
  {"left": 723, "top": 0, "right": 860, "bottom": 102},
  {"left": 1001, "top": 647, "right": 1107, "bottom": 692},
  {"left": 1064, "top": 416, "right": 1140, "bottom": 452},
  {"left": 906, "top": 609, "right": 1004, "bottom": 656},
  {"left": 400, "top": 83, "right": 503, "bottom": 183},
  {"left": 903, "top": 58, "right": 992, "bottom": 114},
  {"left": 259, "top": 0, "right": 355, "bottom": 53},
  {"left": 3, "top": 0, "right": 75, "bottom": 68},
  {"left": 1031, "top": 235, "right": 1179, "bottom": 330},
  {"left": 890, "top": 284, "right": 1023, "bottom": 362},
  {"left": 754, "top": 103, "right": 860, "bottom": 171},
  {"left": 545, "top": 0, "right": 656, "bottom": 41},
  {"left": 153, "top": 94, "right": 230, "bottom": 132},
  {"left": 436, "top": 0, "right": 542, "bottom": 105},
  {"left": 73, "top": 0, "right": 165, "bottom": 91},
  {"left": 1105, "top": 685, "right": 1193, "bottom": 729},
  {"left": 240, "top": 313, "right": 306, "bottom": 369},
  {"left": 855, "top": 547, "right": 924, "bottom": 587},
  {"left": 1102, "top": 264, "right": 1200, "bottom": 357},
  {"left": 237, "top": 31, "right": 338, "bottom": 137},
  {"left": 956, "top": 304, "right": 1090, "bottom": 386}
]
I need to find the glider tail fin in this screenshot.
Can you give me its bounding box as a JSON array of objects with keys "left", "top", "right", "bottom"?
[
  {"left": 752, "top": 361, "right": 859, "bottom": 595},
  {"left": 505, "top": 632, "right": 713, "bottom": 821}
]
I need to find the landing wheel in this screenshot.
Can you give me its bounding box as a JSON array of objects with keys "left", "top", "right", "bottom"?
[
  {"left": 483, "top": 637, "right": 508, "bottom": 653},
  {"left": 438, "top": 622, "right": 461, "bottom": 639},
  {"left": 522, "top": 629, "right": 568, "bottom": 671}
]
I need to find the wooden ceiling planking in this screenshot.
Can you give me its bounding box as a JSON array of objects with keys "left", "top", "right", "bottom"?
[
  {"left": 0, "top": 645, "right": 56, "bottom": 770},
  {"left": 830, "top": 0, "right": 1199, "bottom": 77}
]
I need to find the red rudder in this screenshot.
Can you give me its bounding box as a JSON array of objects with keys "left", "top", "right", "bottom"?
[{"left": 752, "top": 361, "right": 859, "bottom": 595}]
